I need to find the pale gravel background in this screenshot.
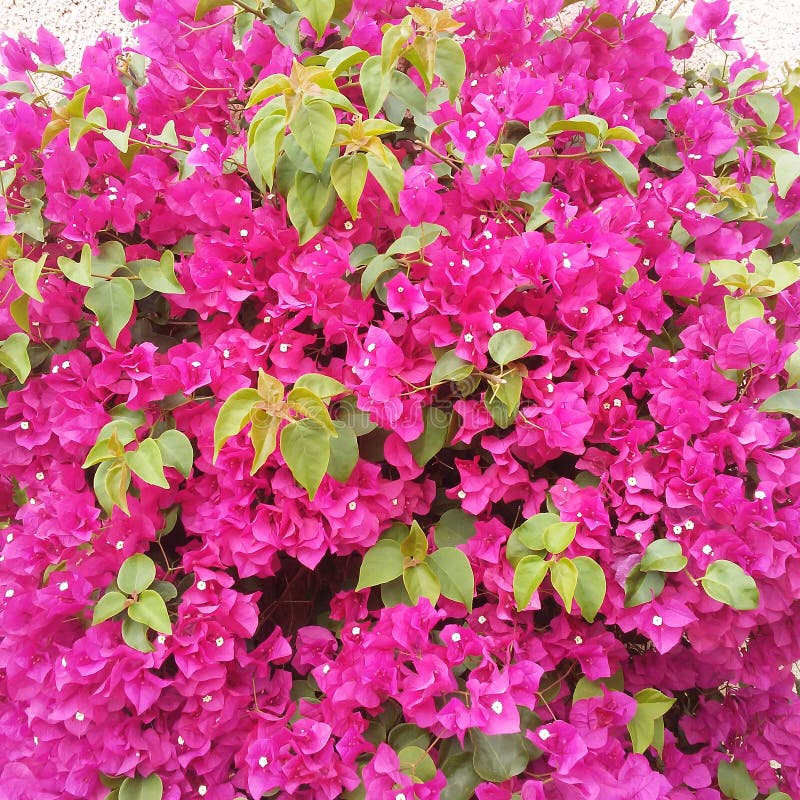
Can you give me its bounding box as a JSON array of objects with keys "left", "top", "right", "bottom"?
[{"left": 1, "top": 0, "right": 799, "bottom": 75}]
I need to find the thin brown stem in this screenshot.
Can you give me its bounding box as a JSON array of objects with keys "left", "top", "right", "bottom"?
[{"left": 415, "top": 139, "right": 460, "bottom": 168}]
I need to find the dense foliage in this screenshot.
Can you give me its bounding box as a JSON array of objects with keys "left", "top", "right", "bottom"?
[{"left": 3, "top": 0, "right": 800, "bottom": 797}]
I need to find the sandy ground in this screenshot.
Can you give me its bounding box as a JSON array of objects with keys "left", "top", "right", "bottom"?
[{"left": 1, "top": 0, "right": 799, "bottom": 76}]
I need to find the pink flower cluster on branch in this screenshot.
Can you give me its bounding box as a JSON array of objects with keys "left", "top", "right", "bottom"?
[{"left": 0, "top": 0, "right": 800, "bottom": 798}]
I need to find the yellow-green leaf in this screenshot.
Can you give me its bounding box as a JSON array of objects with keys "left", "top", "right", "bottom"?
[
  {"left": 12, "top": 254, "right": 47, "bottom": 302},
  {"left": 213, "top": 388, "right": 261, "bottom": 461},
  {"left": 291, "top": 99, "right": 337, "bottom": 171},
  {"left": 84, "top": 278, "right": 135, "bottom": 347},
  {"left": 280, "top": 417, "right": 331, "bottom": 500},
  {"left": 295, "top": 0, "right": 335, "bottom": 39},
  {"left": 330, "top": 153, "right": 368, "bottom": 218}
]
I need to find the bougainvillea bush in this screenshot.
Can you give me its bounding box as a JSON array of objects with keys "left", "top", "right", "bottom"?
[{"left": 5, "top": 0, "right": 800, "bottom": 797}]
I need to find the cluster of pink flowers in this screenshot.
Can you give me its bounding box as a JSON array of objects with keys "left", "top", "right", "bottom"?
[{"left": 2, "top": 0, "right": 800, "bottom": 797}]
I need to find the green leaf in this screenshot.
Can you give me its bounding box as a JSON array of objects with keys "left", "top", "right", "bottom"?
[
  {"left": 700, "top": 560, "right": 760, "bottom": 611},
  {"left": 287, "top": 386, "right": 337, "bottom": 434},
  {"left": 194, "top": 0, "right": 232, "bottom": 19},
  {"left": 57, "top": 244, "right": 93, "bottom": 287},
  {"left": 488, "top": 329, "right": 532, "bottom": 365},
  {"left": 295, "top": 0, "right": 335, "bottom": 38},
  {"left": 542, "top": 521, "right": 577, "bottom": 555},
  {"left": 103, "top": 121, "right": 133, "bottom": 153},
  {"left": 125, "top": 438, "right": 170, "bottom": 489},
  {"left": 118, "top": 774, "right": 163, "bottom": 800},
  {"left": 291, "top": 99, "right": 337, "bottom": 171},
  {"left": 403, "top": 562, "right": 441, "bottom": 605},
  {"left": 381, "top": 19, "right": 412, "bottom": 73},
  {"left": 155, "top": 430, "right": 193, "bottom": 478},
  {"left": 469, "top": 730, "right": 530, "bottom": 782},
  {"left": 605, "top": 126, "right": 642, "bottom": 143},
  {"left": 717, "top": 760, "right": 757, "bottom": 800},
  {"left": 334, "top": 395, "right": 378, "bottom": 436},
  {"left": 0, "top": 333, "right": 31, "bottom": 383},
  {"left": 12, "top": 254, "right": 47, "bottom": 302},
  {"left": 366, "top": 150, "right": 403, "bottom": 212},
  {"left": 640, "top": 539, "right": 687, "bottom": 573},
  {"left": 627, "top": 688, "right": 675, "bottom": 754},
  {"left": 247, "top": 74, "right": 291, "bottom": 107},
  {"left": 117, "top": 554, "right": 156, "bottom": 595},
  {"left": 324, "top": 45, "right": 370, "bottom": 77},
  {"left": 513, "top": 555, "right": 550, "bottom": 611},
  {"left": 381, "top": 575, "right": 413, "bottom": 607},
  {"left": 128, "top": 589, "right": 172, "bottom": 635},
  {"left": 14, "top": 199, "right": 45, "bottom": 241},
  {"left": 624, "top": 563, "right": 666, "bottom": 607},
  {"left": 213, "top": 388, "right": 261, "bottom": 461},
  {"left": 724, "top": 295, "right": 763, "bottom": 332},
  {"left": 760, "top": 389, "right": 800, "bottom": 416},
  {"left": 756, "top": 145, "right": 800, "bottom": 198},
  {"left": 327, "top": 421, "right": 359, "bottom": 482},
  {"left": 428, "top": 547, "right": 474, "bottom": 611},
  {"left": 573, "top": 556, "right": 606, "bottom": 622},
  {"left": 434, "top": 37, "right": 466, "bottom": 103},
  {"left": 401, "top": 520, "right": 429, "bottom": 561},
  {"left": 287, "top": 171, "right": 337, "bottom": 243},
  {"left": 122, "top": 616, "right": 154, "bottom": 652},
  {"left": 84, "top": 278, "right": 135, "bottom": 347},
  {"left": 627, "top": 706, "right": 656, "bottom": 754},
  {"left": 9, "top": 294, "right": 30, "bottom": 334},
  {"left": 294, "top": 373, "right": 347, "bottom": 399},
  {"left": 440, "top": 752, "right": 481, "bottom": 800},
  {"left": 397, "top": 745, "right": 437, "bottom": 783},
  {"left": 598, "top": 145, "right": 639, "bottom": 195},
  {"left": 83, "top": 421, "right": 137, "bottom": 468},
  {"left": 139, "top": 251, "right": 184, "bottom": 295},
  {"left": 90, "top": 241, "right": 127, "bottom": 277},
  {"left": 92, "top": 591, "right": 129, "bottom": 625},
  {"left": 747, "top": 92, "right": 780, "bottom": 132},
  {"left": 149, "top": 580, "right": 178, "bottom": 603},
  {"left": 356, "top": 539, "right": 405, "bottom": 590},
  {"left": 434, "top": 508, "right": 477, "bottom": 548},
  {"left": 361, "top": 119, "right": 405, "bottom": 137},
  {"left": 247, "top": 113, "right": 286, "bottom": 191},
  {"left": 431, "top": 349, "right": 474, "bottom": 384},
  {"left": 513, "top": 513, "right": 560, "bottom": 551},
  {"left": 360, "top": 55, "right": 392, "bottom": 118},
  {"left": 103, "top": 459, "right": 131, "bottom": 516},
  {"left": 547, "top": 115, "right": 607, "bottom": 138},
  {"left": 485, "top": 372, "right": 522, "bottom": 427},
  {"left": 766, "top": 793, "right": 791, "bottom": 800},
  {"left": 409, "top": 406, "right": 450, "bottom": 467},
  {"left": 551, "top": 557, "right": 578, "bottom": 611},
  {"left": 92, "top": 460, "right": 116, "bottom": 514},
  {"left": 280, "top": 417, "right": 331, "bottom": 500},
  {"left": 647, "top": 139, "right": 683, "bottom": 171},
  {"left": 360, "top": 253, "right": 400, "bottom": 298},
  {"left": 383, "top": 723, "right": 426, "bottom": 753},
  {"left": 330, "top": 153, "right": 368, "bottom": 218}
]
